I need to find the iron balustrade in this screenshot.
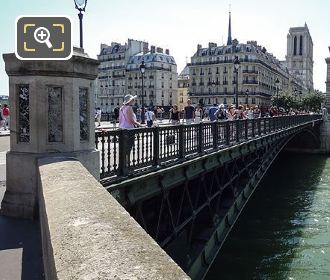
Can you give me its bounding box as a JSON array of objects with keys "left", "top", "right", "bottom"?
[{"left": 95, "top": 115, "right": 322, "bottom": 180}]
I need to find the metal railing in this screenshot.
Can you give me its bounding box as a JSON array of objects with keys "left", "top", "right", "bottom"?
[{"left": 95, "top": 115, "right": 322, "bottom": 180}]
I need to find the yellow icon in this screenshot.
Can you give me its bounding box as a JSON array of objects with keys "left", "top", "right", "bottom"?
[
  {"left": 52, "top": 24, "right": 64, "bottom": 33},
  {"left": 23, "top": 23, "right": 36, "bottom": 51},
  {"left": 52, "top": 24, "right": 65, "bottom": 52},
  {"left": 53, "top": 42, "right": 64, "bottom": 52}
]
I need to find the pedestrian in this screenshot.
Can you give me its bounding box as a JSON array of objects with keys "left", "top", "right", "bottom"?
[
  {"left": 95, "top": 107, "right": 102, "bottom": 127},
  {"left": 253, "top": 105, "right": 261, "bottom": 118},
  {"left": 236, "top": 105, "right": 246, "bottom": 119},
  {"left": 113, "top": 106, "right": 119, "bottom": 127},
  {"left": 227, "top": 104, "right": 237, "bottom": 120},
  {"left": 1, "top": 104, "right": 9, "bottom": 131},
  {"left": 184, "top": 99, "right": 195, "bottom": 124},
  {"left": 169, "top": 104, "right": 180, "bottom": 125},
  {"left": 119, "top": 95, "right": 142, "bottom": 160},
  {"left": 119, "top": 95, "right": 141, "bottom": 129},
  {"left": 145, "top": 107, "right": 156, "bottom": 128},
  {"left": 209, "top": 103, "right": 218, "bottom": 122},
  {"left": 215, "top": 104, "right": 227, "bottom": 121},
  {"left": 245, "top": 106, "right": 254, "bottom": 119},
  {"left": 195, "top": 104, "right": 203, "bottom": 123}
]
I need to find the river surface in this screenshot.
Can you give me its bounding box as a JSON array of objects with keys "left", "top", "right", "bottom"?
[{"left": 205, "top": 153, "right": 330, "bottom": 280}]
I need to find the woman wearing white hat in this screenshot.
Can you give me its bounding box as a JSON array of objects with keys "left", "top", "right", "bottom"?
[{"left": 119, "top": 95, "right": 141, "bottom": 129}]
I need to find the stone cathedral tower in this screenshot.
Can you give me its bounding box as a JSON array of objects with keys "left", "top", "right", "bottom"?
[{"left": 286, "top": 23, "right": 314, "bottom": 90}]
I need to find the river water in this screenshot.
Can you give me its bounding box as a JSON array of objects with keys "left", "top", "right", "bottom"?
[{"left": 205, "top": 153, "right": 330, "bottom": 280}]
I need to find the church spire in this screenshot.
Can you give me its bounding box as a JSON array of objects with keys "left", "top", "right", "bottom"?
[{"left": 227, "top": 9, "right": 232, "bottom": 45}]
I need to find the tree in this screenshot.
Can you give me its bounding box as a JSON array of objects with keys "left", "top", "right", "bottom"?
[
  {"left": 273, "top": 91, "right": 299, "bottom": 110},
  {"left": 302, "top": 91, "right": 325, "bottom": 111}
]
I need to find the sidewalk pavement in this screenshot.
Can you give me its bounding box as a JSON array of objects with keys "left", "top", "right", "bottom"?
[{"left": 0, "top": 136, "right": 44, "bottom": 280}]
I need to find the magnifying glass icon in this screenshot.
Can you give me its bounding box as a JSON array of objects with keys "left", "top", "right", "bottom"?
[{"left": 34, "top": 27, "right": 53, "bottom": 48}]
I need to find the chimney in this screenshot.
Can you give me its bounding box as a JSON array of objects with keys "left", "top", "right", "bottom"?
[
  {"left": 156, "top": 47, "right": 163, "bottom": 53},
  {"left": 197, "top": 44, "right": 202, "bottom": 50},
  {"left": 165, "top": 49, "right": 170, "bottom": 55},
  {"left": 151, "top": 45, "right": 156, "bottom": 53},
  {"left": 143, "top": 42, "right": 149, "bottom": 54},
  {"left": 208, "top": 42, "right": 217, "bottom": 48}
]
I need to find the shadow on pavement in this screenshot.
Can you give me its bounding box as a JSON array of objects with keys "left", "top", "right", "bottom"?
[{"left": 0, "top": 186, "right": 44, "bottom": 280}]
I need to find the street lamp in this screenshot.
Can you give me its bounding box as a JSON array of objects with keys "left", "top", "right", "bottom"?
[
  {"left": 245, "top": 89, "right": 249, "bottom": 105},
  {"left": 233, "top": 56, "right": 240, "bottom": 108},
  {"left": 139, "top": 60, "right": 146, "bottom": 124},
  {"left": 211, "top": 80, "right": 216, "bottom": 103},
  {"left": 275, "top": 78, "right": 280, "bottom": 108},
  {"left": 74, "top": 0, "right": 87, "bottom": 49}
]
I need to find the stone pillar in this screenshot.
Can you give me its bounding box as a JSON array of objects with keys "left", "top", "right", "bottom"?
[{"left": 1, "top": 49, "right": 100, "bottom": 218}]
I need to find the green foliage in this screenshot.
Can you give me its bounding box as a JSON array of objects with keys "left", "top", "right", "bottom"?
[
  {"left": 272, "top": 90, "right": 326, "bottom": 111},
  {"left": 302, "top": 91, "right": 325, "bottom": 111},
  {"left": 273, "top": 92, "right": 299, "bottom": 109}
]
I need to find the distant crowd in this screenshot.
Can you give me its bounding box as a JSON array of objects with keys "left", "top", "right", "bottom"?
[{"left": 95, "top": 94, "right": 321, "bottom": 129}]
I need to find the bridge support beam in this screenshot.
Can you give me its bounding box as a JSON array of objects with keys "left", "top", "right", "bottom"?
[
  {"left": 1, "top": 49, "right": 100, "bottom": 218},
  {"left": 319, "top": 118, "right": 330, "bottom": 153}
]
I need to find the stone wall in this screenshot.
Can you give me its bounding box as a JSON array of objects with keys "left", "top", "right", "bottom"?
[{"left": 38, "top": 157, "right": 190, "bottom": 280}]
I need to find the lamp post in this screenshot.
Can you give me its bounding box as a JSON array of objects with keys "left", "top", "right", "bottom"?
[
  {"left": 275, "top": 78, "right": 280, "bottom": 108},
  {"left": 211, "top": 80, "right": 216, "bottom": 104},
  {"left": 139, "top": 60, "right": 146, "bottom": 124},
  {"left": 234, "top": 56, "right": 240, "bottom": 108},
  {"left": 74, "top": 0, "right": 87, "bottom": 49},
  {"left": 245, "top": 89, "right": 249, "bottom": 105}
]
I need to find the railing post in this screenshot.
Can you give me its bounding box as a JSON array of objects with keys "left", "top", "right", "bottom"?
[
  {"left": 225, "top": 121, "right": 230, "bottom": 146},
  {"left": 257, "top": 118, "right": 261, "bottom": 136},
  {"left": 153, "top": 126, "right": 160, "bottom": 167},
  {"left": 178, "top": 125, "right": 185, "bottom": 160},
  {"left": 118, "top": 129, "right": 128, "bottom": 177},
  {"left": 235, "top": 120, "right": 240, "bottom": 142},
  {"left": 212, "top": 122, "right": 218, "bottom": 149},
  {"left": 245, "top": 119, "right": 248, "bottom": 140},
  {"left": 252, "top": 119, "right": 255, "bottom": 138},
  {"left": 198, "top": 123, "right": 204, "bottom": 154}
]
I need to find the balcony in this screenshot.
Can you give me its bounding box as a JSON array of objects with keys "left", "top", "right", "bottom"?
[
  {"left": 223, "top": 81, "right": 228, "bottom": 85},
  {"left": 192, "top": 83, "right": 197, "bottom": 86},
  {"left": 242, "top": 70, "right": 258, "bottom": 74},
  {"left": 149, "top": 75, "right": 154, "bottom": 79},
  {"left": 199, "top": 83, "right": 204, "bottom": 86},
  {"left": 243, "top": 80, "right": 258, "bottom": 85}
]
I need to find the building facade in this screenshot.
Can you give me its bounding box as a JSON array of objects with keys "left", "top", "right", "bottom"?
[
  {"left": 286, "top": 23, "right": 314, "bottom": 91},
  {"left": 188, "top": 13, "right": 307, "bottom": 109},
  {"left": 177, "top": 66, "right": 189, "bottom": 110},
  {"left": 96, "top": 39, "right": 177, "bottom": 112},
  {"left": 326, "top": 47, "right": 330, "bottom": 111},
  {"left": 126, "top": 46, "right": 177, "bottom": 108}
]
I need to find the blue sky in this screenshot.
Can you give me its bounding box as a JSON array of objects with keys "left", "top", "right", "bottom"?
[{"left": 0, "top": 0, "right": 329, "bottom": 94}]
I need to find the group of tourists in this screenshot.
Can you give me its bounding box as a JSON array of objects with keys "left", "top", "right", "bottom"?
[
  {"left": 117, "top": 94, "right": 315, "bottom": 130},
  {"left": 167, "top": 100, "right": 262, "bottom": 124}
]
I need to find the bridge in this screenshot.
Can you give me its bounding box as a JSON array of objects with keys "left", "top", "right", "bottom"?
[
  {"left": 1, "top": 52, "right": 328, "bottom": 280},
  {"left": 95, "top": 114, "right": 323, "bottom": 280}
]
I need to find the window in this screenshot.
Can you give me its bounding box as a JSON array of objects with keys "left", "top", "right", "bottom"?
[
  {"left": 299, "top": 35, "right": 303, "bottom": 55},
  {"left": 293, "top": 36, "right": 297, "bottom": 56}
]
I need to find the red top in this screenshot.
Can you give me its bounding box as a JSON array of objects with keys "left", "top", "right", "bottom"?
[{"left": 2, "top": 108, "right": 9, "bottom": 117}]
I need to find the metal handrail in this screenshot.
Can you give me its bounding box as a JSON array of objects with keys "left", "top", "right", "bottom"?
[{"left": 95, "top": 114, "right": 322, "bottom": 180}]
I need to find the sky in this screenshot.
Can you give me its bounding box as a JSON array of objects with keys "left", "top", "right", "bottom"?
[{"left": 0, "top": 0, "right": 329, "bottom": 94}]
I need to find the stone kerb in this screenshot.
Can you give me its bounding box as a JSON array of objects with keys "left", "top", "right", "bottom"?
[{"left": 38, "top": 157, "right": 190, "bottom": 280}]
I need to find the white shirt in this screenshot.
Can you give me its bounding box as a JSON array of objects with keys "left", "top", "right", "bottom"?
[{"left": 145, "top": 111, "right": 155, "bottom": 121}]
